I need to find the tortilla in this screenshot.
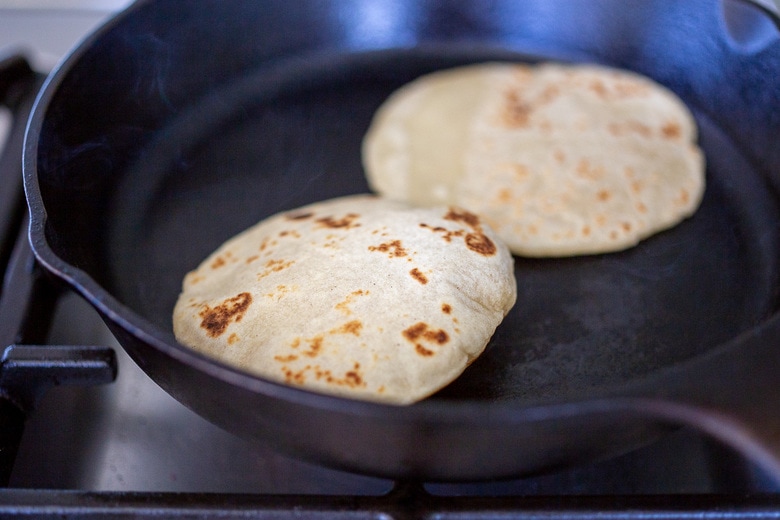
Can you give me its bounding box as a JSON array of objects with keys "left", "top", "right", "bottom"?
[
  {"left": 173, "top": 194, "right": 516, "bottom": 405},
  {"left": 362, "top": 62, "right": 705, "bottom": 256}
]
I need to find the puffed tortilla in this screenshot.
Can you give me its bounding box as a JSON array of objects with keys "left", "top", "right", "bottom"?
[
  {"left": 362, "top": 62, "right": 705, "bottom": 256},
  {"left": 173, "top": 194, "right": 516, "bottom": 405}
]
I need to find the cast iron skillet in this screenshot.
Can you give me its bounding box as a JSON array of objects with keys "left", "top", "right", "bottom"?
[{"left": 23, "top": 0, "right": 780, "bottom": 480}]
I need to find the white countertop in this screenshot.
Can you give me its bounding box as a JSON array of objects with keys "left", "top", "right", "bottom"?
[{"left": 0, "top": 1, "right": 131, "bottom": 70}]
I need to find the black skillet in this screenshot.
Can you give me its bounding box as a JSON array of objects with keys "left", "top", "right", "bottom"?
[{"left": 22, "top": 0, "right": 780, "bottom": 480}]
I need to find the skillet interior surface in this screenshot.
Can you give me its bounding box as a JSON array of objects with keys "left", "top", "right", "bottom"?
[
  {"left": 103, "top": 46, "right": 780, "bottom": 404},
  {"left": 25, "top": 0, "right": 780, "bottom": 478}
]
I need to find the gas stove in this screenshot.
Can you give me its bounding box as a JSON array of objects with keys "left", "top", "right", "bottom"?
[{"left": 3, "top": 3, "right": 780, "bottom": 518}]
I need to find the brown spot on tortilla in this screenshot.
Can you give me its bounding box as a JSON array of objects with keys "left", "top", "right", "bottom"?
[
  {"left": 610, "top": 230, "right": 619, "bottom": 240},
  {"left": 444, "top": 208, "right": 481, "bottom": 229},
  {"left": 582, "top": 225, "right": 591, "bottom": 237},
  {"left": 286, "top": 211, "right": 313, "bottom": 220},
  {"left": 257, "top": 259, "right": 295, "bottom": 280},
  {"left": 502, "top": 90, "right": 531, "bottom": 127},
  {"left": 344, "top": 364, "right": 364, "bottom": 388},
  {"left": 210, "top": 256, "right": 227, "bottom": 269},
  {"left": 576, "top": 159, "right": 605, "bottom": 181},
  {"left": 186, "top": 273, "right": 205, "bottom": 285},
  {"left": 622, "top": 222, "right": 632, "bottom": 232},
  {"left": 419, "top": 223, "right": 465, "bottom": 243},
  {"left": 199, "top": 292, "right": 252, "bottom": 338},
  {"left": 416, "top": 344, "right": 434, "bottom": 357},
  {"left": 279, "top": 229, "right": 302, "bottom": 238},
  {"left": 512, "top": 163, "right": 529, "bottom": 179},
  {"left": 228, "top": 333, "right": 239, "bottom": 345},
  {"left": 274, "top": 354, "right": 299, "bottom": 363},
  {"left": 403, "top": 322, "right": 449, "bottom": 345},
  {"left": 677, "top": 189, "right": 690, "bottom": 205},
  {"left": 316, "top": 213, "right": 361, "bottom": 229},
  {"left": 245, "top": 255, "right": 259, "bottom": 264},
  {"left": 589, "top": 79, "right": 608, "bottom": 98},
  {"left": 597, "top": 190, "right": 611, "bottom": 202},
  {"left": 636, "top": 202, "right": 648, "bottom": 214},
  {"left": 410, "top": 268, "right": 428, "bottom": 284},
  {"left": 282, "top": 366, "right": 307, "bottom": 385},
  {"left": 314, "top": 363, "right": 366, "bottom": 389},
  {"left": 465, "top": 233, "right": 497, "bottom": 256},
  {"left": 335, "top": 289, "right": 369, "bottom": 315},
  {"left": 368, "top": 240, "right": 407, "bottom": 258},
  {"left": 441, "top": 303, "right": 452, "bottom": 314},
  {"left": 662, "top": 122, "right": 682, "bottom": 139},
  {"left": 303, "top": 336, "right": 323, "bottom": 358},
  {"left": 331, "top": 320, "right": 363, "bottom": 336}
]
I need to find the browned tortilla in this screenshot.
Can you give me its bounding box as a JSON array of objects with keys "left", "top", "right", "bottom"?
[
  {"left": 362, "top": 62, "right": 705, "bottom": 256},
  {"left": 173, "top": 194, "right": 517, "bottom": 404}
]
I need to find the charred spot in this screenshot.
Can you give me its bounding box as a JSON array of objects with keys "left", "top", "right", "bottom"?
[
  {"left": 282, "top": 367, "right": 307, "bottom": 385},
  {"left": 465, "top": 233, "right": 497, "bottom": 256},
  {"left": 316, "top": 363, "right": 365, "bottom": 388},
  {"left": 303, "top": 336, "right": 323, "bottom": 358},
  {"left": 368, "top": 239, "right": 407, "bottom": 258},
  {"left": 316, "top": 213, "right": 361, "bottom": 229},
  {"left": 198, "top": 292, "right": 252, "bottom": 338},
  {"left": 403, "top": 322, "right": 449, "bottom": 346},
  {"left": 441, "top": 303, "right": 452, "bottom": 314},
  {"left": 444, "top": 208, "right": 481, "bottom": 229},
  {"left": 415, "top": 344, "right": 434, "bottom": 357},
  {"left": 410, "top": 268, "right": 428, "bottom": 285},
  {"left": 344, "top": 369, "right": 363, "bottom": 387},
  {"left": 419, "top": 223, "right": 464, "bottom": 243}
]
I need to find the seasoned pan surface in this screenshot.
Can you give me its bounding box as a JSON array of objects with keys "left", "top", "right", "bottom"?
[
  {"left": 108, "top": 48, "right": 778, "bottom": 405},
  {"left": 24, "top": 0, "right": 780, "bottom": 479}
]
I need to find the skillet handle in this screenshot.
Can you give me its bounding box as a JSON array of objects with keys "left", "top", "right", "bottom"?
[
  {"left": 622, "top": 316, "right": 780, "bottom": 483},
  {"left": 744, "top": 0, "right": 780, "bottom": 15}
]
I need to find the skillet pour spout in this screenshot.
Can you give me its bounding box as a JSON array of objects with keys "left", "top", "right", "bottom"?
[{"left": 22, "top": 0, "right": 780, "bottom": 480}]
